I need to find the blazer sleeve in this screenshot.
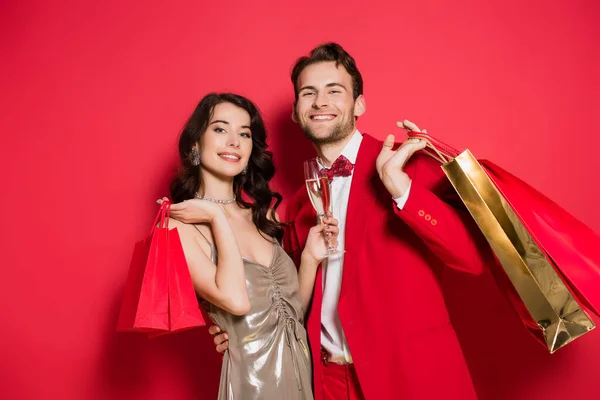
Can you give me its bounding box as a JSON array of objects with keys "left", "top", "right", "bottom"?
[
  {"left": 282, "top": 188, "right": 306, "bottom": 268},
  {"left": 393, "top": 153, "right": 492, "bottom": 275}
]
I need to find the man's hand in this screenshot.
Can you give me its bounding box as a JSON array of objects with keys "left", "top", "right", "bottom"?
[
  {"left": 209, "top": 325, "right": 229, "bottom": 354},
  {"left": 396, "top": 119, "right": 427, "bottom": 134},
  {"left": 376, "top": 120, "right": 427, "bottom": 198}
]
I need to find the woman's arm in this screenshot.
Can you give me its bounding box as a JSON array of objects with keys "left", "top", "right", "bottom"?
[
  {"left": 297, "top": 252, "right": 320, "bottom": 314},
  {"left": 295, "top": 214, "right": 339, "bottom": 314},
  {"left": 170, "top": 201, "right": 250, "bottom": 315}
]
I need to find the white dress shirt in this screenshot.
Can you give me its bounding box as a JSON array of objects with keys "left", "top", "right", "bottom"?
[{"left": 320, "top": 131, "right": 411, "bottom": 363}]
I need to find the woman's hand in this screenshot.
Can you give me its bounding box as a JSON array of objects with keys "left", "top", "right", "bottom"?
[
  {"left": 301, "top": 212, "right": 339, "bottom": 265},
  {"left": 157, "top": 197, "right": 226, "bottom": 224}
]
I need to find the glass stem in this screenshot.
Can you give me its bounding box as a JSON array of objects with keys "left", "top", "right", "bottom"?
[{"left": 318, "top": 214, "right": 336, "bottom": 253}]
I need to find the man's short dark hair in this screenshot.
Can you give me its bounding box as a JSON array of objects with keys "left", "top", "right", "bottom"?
[{"left": 291, "top": 42, "right": 364, "bottom": 102}]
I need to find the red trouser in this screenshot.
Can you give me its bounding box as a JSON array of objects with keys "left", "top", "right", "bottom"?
[{"left": 321, "top": 350, "right": 366, "bottom": 400}]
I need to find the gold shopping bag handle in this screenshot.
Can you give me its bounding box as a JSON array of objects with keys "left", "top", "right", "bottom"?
[{"left": 404, "top": 128, "right": 460, "bottom": 164}]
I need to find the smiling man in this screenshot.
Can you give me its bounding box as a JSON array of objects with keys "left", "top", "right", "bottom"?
[
  {"left": 292, "top": 61, "right": 362, "bottom": 147},
  {"left": 212, "top": 43, "right": 492, "bottom": 400}
]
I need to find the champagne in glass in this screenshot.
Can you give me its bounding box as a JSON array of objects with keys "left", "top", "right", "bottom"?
[
  {"left": 306, "top": 176, "right": 331, "bottom": 217},
  {"left": 303, "top": 158, "right": 343, "bottom": 257}
]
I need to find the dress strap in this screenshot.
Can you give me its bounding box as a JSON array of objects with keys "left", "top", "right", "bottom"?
[
  {"left": 192, "top": 224, "right": 217, "bottom": 264},
  {"left": 192, "top": 224, "right": 215, "bottom": 248}
]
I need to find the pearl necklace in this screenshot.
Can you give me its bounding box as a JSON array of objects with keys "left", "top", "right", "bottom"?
[{"left": 194, "top": 193, "right": 236, "bottom": 205}]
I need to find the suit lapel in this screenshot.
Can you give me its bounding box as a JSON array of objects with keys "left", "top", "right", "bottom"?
[
  {"left": 289, "top": 134, "right": 381, "bottom": 308},
  {"left": 340, "top": 134, "right": 380, "bottom": 300},
  {"left": 292, "top": 192, "right": 317, "bottom": 251}
]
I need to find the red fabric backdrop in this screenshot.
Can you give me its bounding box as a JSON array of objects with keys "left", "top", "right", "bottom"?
[{"left": 1, "top": 0, "right": 599, "bottom": 399}]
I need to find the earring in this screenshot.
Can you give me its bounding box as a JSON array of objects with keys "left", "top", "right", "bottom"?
[
  {"left": 241, "top": 166, "right": 248, "bottom": 175},
  {"left": 191, "top": 148, "right": 200, "bottom": 166}
]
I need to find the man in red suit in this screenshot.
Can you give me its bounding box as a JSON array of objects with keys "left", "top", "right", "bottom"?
[{"left": 212, "top": 43, "right": 492, "bottom": 399}]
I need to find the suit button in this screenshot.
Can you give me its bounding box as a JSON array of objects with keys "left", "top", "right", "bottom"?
[
  {"left": 431, "top": 219, "right": 437, "bottom": 226},
  {"left": 425, "top": 214, "right": 431, "bottom": 221},
  {"left": 418, "top": 210, "right": 425, "bottom": 217}
]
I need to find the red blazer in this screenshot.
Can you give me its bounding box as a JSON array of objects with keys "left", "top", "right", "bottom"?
[{"left": 285, "top": 134, "right": 492, "bottom": 400}]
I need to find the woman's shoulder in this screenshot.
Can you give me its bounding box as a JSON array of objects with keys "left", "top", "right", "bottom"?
[
  {"left": 167, "top": 219, "right": 213, "bottom": 240},
  {"left": 166, "top": 217, "right": 195, "bottom": 233}
]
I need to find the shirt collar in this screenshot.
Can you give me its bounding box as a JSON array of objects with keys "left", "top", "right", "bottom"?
[
  {"left": 318, "top": 130, "right": 363, "bottom": 168},
  {"left": 340, "top": 130, "right": 362, "bottom": 164}
]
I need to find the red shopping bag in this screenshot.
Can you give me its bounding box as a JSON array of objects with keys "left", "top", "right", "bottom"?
[
  {"left": 166, "top": 222, "right": 206, "bottom": 333},
  {"left": 480, "top": 160, "right": 600, "bottom": 316},
  {"left": 117, "top": 202, "right": 206, "bottom": 336},
  {"left": 117, "top": 203, "right": 170, "bottom": 333}
]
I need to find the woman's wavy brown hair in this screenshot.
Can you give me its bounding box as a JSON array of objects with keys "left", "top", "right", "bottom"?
[{"left": 170, "top": 93, "right": 283, "bottom": 241}]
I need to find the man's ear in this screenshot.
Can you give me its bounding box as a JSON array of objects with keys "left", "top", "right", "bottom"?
[{"left": 354, "top": 95, "right": 366, "bottom": 117}]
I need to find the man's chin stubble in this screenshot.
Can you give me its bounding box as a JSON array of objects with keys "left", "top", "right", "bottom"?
[{"left": 301, "top": 122, "right": 354, "bottom": 146}]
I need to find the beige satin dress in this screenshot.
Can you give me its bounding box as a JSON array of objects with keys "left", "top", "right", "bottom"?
[{"left": 195, "top": 227, "right": 313, "bottom": 400}]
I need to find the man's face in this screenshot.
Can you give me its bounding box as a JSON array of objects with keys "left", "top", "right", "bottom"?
[{"left": 293, "top": 61, "right": 365, "bottom": 145}]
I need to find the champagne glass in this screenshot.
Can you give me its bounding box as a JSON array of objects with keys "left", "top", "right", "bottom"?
[{"left": 303, "top": 158, "right": 343, "bottom": 257}]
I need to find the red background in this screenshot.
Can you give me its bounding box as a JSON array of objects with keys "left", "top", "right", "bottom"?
[{"left": 2, "top": 0, "right": 600, "bottom": 399}]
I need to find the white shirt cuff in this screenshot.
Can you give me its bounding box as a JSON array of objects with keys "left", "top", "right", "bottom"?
[{"left": 393, "top": 180, "right": 412, "bottom": 210}]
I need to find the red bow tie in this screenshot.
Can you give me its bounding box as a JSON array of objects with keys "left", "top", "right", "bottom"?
[{"left": 320, "top": 155, "right": 354, "bottom": 181}]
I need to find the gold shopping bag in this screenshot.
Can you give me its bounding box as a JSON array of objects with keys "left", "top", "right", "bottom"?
[{"left": 411, "top": 132, "right": 596, "bottom": 353}]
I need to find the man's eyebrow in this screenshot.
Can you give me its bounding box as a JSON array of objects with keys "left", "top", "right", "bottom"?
[
  {"left": 299, "top": 85, "right": 317, "bottom": 92},
  {"left": 299, "top": 83, "right": 347, "bottom": 92},
  {"left": 325, "top": 83, "right": 346, "bottom": 89}
]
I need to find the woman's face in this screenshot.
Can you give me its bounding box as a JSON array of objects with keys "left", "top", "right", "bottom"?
[{"left": 198, "top": 102, "right": 253, "bottom": 178}]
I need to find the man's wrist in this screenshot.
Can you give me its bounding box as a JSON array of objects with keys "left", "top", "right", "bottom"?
[
  {"left": 382, "top": 170, "right": 411, "bottom": 198},
  {"left": 393, "top": 180, "right": 412, "bottom": 210}
]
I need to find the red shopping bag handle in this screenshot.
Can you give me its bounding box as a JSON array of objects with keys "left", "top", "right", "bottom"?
[
  {"left": 150, "top": 201, "right": 171, "bottom": 234},
  {"left": 164, "top": 202, "right": 171, "bottom": 230}
]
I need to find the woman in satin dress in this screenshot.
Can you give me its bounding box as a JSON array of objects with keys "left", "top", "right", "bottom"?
[{"left": 163, "top": 93, "right": 337, "bottom": 399}]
